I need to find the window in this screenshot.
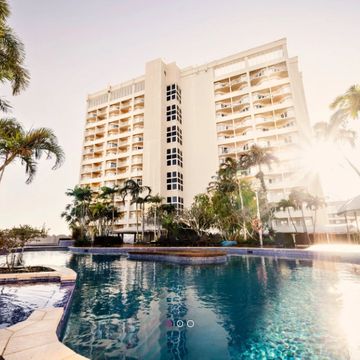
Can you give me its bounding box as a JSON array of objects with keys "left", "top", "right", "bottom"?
[
  {"left": 166, "top": 125, "right": 182, "bottom": 144},
  {"left": 166, "top": 171, "right": 183, "bottom": 191},
  {"left": 166, "top": 104, "right": 182, "bottom": 124},
  {"left": 166, "top": 196, "right": 184, "bottom": 210},
  {"left": 166, "top": 84, "right": 181, "bottom": 103},
  {"left": 166, "top": 148, "right": 183, "bottom": 167}
]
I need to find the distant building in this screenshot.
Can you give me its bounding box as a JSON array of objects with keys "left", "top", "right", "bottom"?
[{"left": 79, "top": 38, "right": 322, "bottom": 232}]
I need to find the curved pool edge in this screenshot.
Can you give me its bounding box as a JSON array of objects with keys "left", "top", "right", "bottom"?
[
  {"left": 69, "top": 246, "right": 360, "bottom": 265},
  {"left": 128, "top": 252, "right": 228, "bottom": 264},
  {"left": 0, "top": 307, "right": 88, "bottom": 359},
  {"left": 0, "top": 266, "right": 84, "bottom": 359}
]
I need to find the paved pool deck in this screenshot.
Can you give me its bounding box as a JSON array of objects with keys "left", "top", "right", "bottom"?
[{"left": 0, "top": 308, "right": 88, "bottom": 360}]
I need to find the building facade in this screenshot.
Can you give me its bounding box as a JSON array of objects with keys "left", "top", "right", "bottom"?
[{"left": 79, "top": 38, "right": 320, "bottom": 232}]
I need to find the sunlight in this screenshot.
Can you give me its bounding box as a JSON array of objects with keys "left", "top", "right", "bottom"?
[
  {"left": 299, "top": 140, "right": 360, "bottom": 199},
  {"left": 301, "top": 141, "right": 343, "bottom": 177},
  {"left": 336, "top": 271, "right": 360, "bottom": 359},
  {"left": 307, "top": 244, "right": 360, "bottom": 253}
]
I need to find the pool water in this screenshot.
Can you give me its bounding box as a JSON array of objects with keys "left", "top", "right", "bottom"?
[{"left": 2, "top": 252, "right": 360, "bottom": 359}]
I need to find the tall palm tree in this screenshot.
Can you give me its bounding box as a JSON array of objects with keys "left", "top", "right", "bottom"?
[
  {"left": 239, "top": 144, "right": 277, "bottom": 192},
  {"left": 147, "top": 194, "right": 164, "bottom": 240},
  {"left": 330, "top": 84, "right": 360, "bottom": 120},
  {"left": 0, "top": 0, "right": 30, "bottom": 112},
  {"left": 219, "top": 157, "right": 248, "bottom": 240},
  {"left": 289, "top": 189, "right": 311, "bottom": 244},
  {"left": 119, "top": 179, "right": 141, "bottom": 240},
  {"left": 0, "top": 119, "right": 64, "bottom": 183},
  {"left": 63, "top": 186, "right": 93, "bottom": 240},
  {"left": 276, "top": 198, "right": 298, "bottom": 233},
  {"left": 99, "top": 185, "right": 119, "bottom": 233},
  {"left": 306, "top": 194, "right": 326, "bottom": 241}
]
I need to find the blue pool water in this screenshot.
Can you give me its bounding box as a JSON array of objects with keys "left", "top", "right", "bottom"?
[{"left": 1, "top": 251, "right": 360, "bottom": 359}]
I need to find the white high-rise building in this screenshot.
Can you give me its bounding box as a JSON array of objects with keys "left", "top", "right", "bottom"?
[{"left": 79, "top": 38, "right": 320, "bottom": 232}]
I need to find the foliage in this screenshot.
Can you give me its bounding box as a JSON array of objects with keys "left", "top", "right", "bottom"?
[
  {"left": 0, "top": 225, "right": 47, "bottom": 269},
  {"left": 180, "top": 194, "right": 215, "bottom": 237},
  {"left": 0, "top": 0, "right": 30, "bottom": 112},
  {"left": 0, "top": 118, "right": 64, "bottom": 183}
]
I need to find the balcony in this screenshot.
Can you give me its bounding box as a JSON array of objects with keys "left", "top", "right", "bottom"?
[
  {"left": 133, "top": 116, "right": 144, "bottom": 124},
  {"left": 215, "top": 102, "right": 232, "bottom": 111},
  {"left": 133, "top": 136, "right": 143, "bottom": 143},
  {"left": 217, "top": 124, "right": 234, "bottom": 132},
  {"left": 214, "top": 81, "right": 230, "bottom": 90},
  {"left": 134, "top": 98, "right": 144, "bottom": 105}
]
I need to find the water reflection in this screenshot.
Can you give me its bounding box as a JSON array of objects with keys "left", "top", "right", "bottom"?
[{"left": 61, "top": 254, "right": 360, "bottom": 360}]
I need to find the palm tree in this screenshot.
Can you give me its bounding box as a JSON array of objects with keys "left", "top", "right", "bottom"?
[
  {"left": 0, "top": 0, "right": 30, "bottom": 112},
  {"left": 119, "top": 179, "right": 141, "bottom": 240},
  {"left": 313, "top": 120, "right": 360, "bottom": 177},
  {"left": 0, "top": 119, "right": 64, "bottom": 183},
  {"left": 99, "top": 185, "right": 119, "bottom": 233},
  {"left": 147, "top": 194, "right": 164, "bottom": 240},
  {"left": 306, "top": 195, "right": 326, "bottom": 241},
  {"left": 119, "top": 180, "right": 152, "bottom": 241},
  {"left": 63, "top": 186, "right": 93, "bottom": 240},
  {"left": 239, "top": 144, "right": 277, "bottom": 192},
  {"left": 218, "top": 157, "right": 248, "bottom": 240},
  {"left": 276, "top": 198, "right": 298, "bottom": 233},
  {"left": 330, "top": 84, "right": 360, "bottom": 120},
  {"left": 289, "top": 189, "right": 311, "bottom": 244}
]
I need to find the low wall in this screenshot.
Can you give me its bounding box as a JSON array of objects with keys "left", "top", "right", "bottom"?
[
  {"left": 69, "top": 246, "right": 360, "bottom": 265},
  {"left": 128, "top": 252, "right": 228, "bottom": 264}
]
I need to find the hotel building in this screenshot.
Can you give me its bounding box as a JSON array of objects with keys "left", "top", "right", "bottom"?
[{"left": 79, "top": 38, "right": 320, "bottom": 232}]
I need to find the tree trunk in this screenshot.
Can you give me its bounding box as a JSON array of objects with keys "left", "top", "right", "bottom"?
[
  {"left": 135, "top": 203, "right": 139, "bottom": 242},
  {"left": 287, "top": 208, "right": 297, "bottom": 233},
  {"left": 345, "top": 156, "right": 360, "bottom": 177},
  {"left": 154, "top": 206, "right": 157, "bottom": 240},
  {"left": 301, "top": 205, "right": 311, "bottom": 244},
  {"left": 141, "top": 203, "right": 145, "bottom": 242},
  {"left": 237, "top": 180, "right": 247, "bottom": 241},
  {"left": 313, "top": 209, "right": 317, "bottom": 243}
]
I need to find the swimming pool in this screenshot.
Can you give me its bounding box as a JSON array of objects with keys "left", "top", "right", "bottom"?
[{"left": 1, "top": 251, "right": 360, "bottom": 359}]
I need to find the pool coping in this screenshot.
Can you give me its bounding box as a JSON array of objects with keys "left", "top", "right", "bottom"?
[
  {"left": 0, "top": 266, "right": 82, "bottom": 359},
  {"left": 0, "top": 307, "right": 88, "bottom": 359},
  {"left": 69, "top": 246, "right": 360, "bottom": 265},
  {"left": 0, "top": 266, "right": 77, "bottom": 284}
]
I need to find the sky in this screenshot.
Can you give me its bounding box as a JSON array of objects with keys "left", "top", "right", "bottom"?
[{"left": 0, "top": 0, "right": 360, "bottom": 234}]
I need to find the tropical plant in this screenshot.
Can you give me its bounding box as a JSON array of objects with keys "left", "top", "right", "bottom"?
[
  {"left": 238, "top": 144, "right": 277, "bottom": 192},
  {"left": 89, "top": 201, "right": 117, "bottom": 237},
  {"left": 0, "top": 225, "right": 46, "bottom": 270},
  {"left": 119, "top": 179, "right": 152, "bottom": 242},
  {"left": 306, "top": 194, "right": 326, "bottom": 240},
  {"left": 180, "top": 194, "right": 215, "bottom": 238},
  {"left": 146, "top": 194, "right": 164, "bottom": 240},
  {"left": 276, "top": 198, "right": 298, "bottom": 233},
  {"left": 330, "top": 84, "right": 360, "bottom": 121},
  {"left": 209, "top": 163, "right": 256, "bottom": 242},
  {"left": 99, "top": 185, "right": 119, "bottom": 233},
  {"left": 62, "top": 186, "right": 93, "bottom": 240},
  {"left": 289, "top": 189, "right": 311, "bottom": 244},
  {"left": 0, "top": 119, "right": 64, "bottom": 183},
  {"left": 0, "top": 0, "right": 30, "bottom": 112}
]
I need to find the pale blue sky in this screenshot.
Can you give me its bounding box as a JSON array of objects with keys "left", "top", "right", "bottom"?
[{"left": 0, "top": 0, "right": 360, "bottom": 234}]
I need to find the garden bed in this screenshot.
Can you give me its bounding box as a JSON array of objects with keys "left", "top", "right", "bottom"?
[
  {"left": 128, "top": 250, "right": 226, "bottom": 257},
  {"left": 127, "top": 250, "right": 228, "bottom": 264},
  {"left": 0, "top": 266, "right": 55, "bottom": 274}
]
